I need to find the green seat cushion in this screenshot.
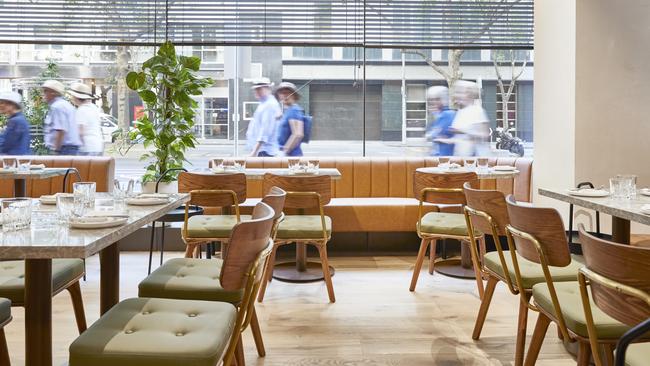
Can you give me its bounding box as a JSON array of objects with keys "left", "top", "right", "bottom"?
[
  {"left": 69, "top": 297, "right": 236, "bottom": 366},
  {"left": 532, "top": 281, "right": 630, "bottom": 339},
  {"left": 484, "top": 252, "right": 583, "bottom": 289},
  {"left": 0, "top": 298, "right": 10, "bottom": 324},
  {"left": 417, "top": 212, "right": 480, "bottom": 237},
  {"left": 0, "top": 259, "right": 84, "bottom": 304},
  {"left": 276, "top": 215, "right": 332, "bottom": 240},
  {"left": 186, "top": 215, "right": 252, "bottom": 239},
  {"left": 139, "top": 258, "right": 242, "bottom": 304},
  {"left": 626, "top": 343, "right": 650, "bottom": 366}
]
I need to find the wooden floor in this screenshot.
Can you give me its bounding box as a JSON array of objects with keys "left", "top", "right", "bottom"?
[{"left": 6, "top": 253, "right": 575, "bottom": 366}]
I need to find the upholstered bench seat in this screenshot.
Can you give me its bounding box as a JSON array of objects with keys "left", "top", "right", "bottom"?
[
  {"left": 276, "top": 215, "right": 332, "bottom": 239},
  {"left": 532, "top": 281, "right": 630, "bottom": 339},
  {"left": 139, "top": 258, "right": 242, "bottom": 304},
  {"left": 484, "top": 252, "right": 584, "bottom": 289},
  {"left": 0, "top": 259, "right": 84, "bottom": 304},
  {"left": 69, "top": 297, "right": 236, "bottom": 366},
  {"left": 186, "top": 215, "right": 252, "bottom": 238}
]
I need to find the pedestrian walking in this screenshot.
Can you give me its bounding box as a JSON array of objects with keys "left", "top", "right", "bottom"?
[
  {"left": 425, "top": 86, "right": 455, "bottom": 156},
  {"left": 275, "top": 82, "right": 306, "bottom": 157},
  {"left": 449, "top": 80, "right": 491, "bottom": 156},
  {"left": 69, "top": 83, "right": 103, "bottom": 156},
  {"left": 0, "top": 91, "right": 31, "bottom": 155},
  {"left": 246, "top": 78, "right": 281, "bottom": 157},
  {"left": 42, "top": 80, "right": 81, "bottom": 155}
]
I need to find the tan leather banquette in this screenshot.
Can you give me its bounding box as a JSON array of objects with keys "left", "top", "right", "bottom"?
[
  {"left": 217, "top": 156, "right": 533, "bottom": 233},
  {"left": 0, "top": 156, "right": 115, "bottom": 198}
]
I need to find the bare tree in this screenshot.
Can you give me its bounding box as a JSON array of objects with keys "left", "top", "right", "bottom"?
[{"left": 491, "top": 50, "right": 528, "bottom": 129}]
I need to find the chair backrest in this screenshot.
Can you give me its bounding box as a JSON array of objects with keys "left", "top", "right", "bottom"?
[
  {"left": 579, "top": 227, "right": 650, "bottom": 326},
  {"left": 219, "top": 202, "right": 274, "bottom": 291},
  {"left": 178, "top": 172, "right": 247, "bottom": 207},
  {"left": 261, "top": 186, "right": 287, "bottom": 222},
  {"left": 505, "top": 195, "right": 571, "bottom": 267},
  {"left": 413, "top": 170, "right": 478, "bottom": 205},
  {"left": 262, "top": 173, "right": 331, "bottom": 209},
  {"left": 463, "top": 182, "right": 509, "bottom": 236}
]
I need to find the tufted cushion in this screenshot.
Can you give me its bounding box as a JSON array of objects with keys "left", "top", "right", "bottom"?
[
  {"left": 626, "top": 343, "right": 650, "bottom": 366},
  {"left": 0, "top": 259, "right": 84, "bottom": 304},
  {"left": 0, "top": 298, "right": 10, "bottom": 324},
  {"left": 186, "top": 215, "right": 252, "bottom": 238},
  {"left": 532, "top": 281, "right": 630, "bottom": 339},
  {"left": 484, "top": 252, "right": 583, "bottom": 289},
  {"left": 139, "top": 258, "right": 242, "bottom": 304},
  {"left": 276, "top": 215, "right": 332, "bottom": 240},
  {"left": 417, "top": 212, "right": 479, "bottom": 237},
  {"left": 69, "top": 297, "right": 236, "bottom": 366}
]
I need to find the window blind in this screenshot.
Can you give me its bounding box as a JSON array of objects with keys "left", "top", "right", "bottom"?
[{"left": 0, "top": 0, "right": 533, "bottom": 49}]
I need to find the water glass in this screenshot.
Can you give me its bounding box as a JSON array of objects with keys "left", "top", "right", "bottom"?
[
  {"left": 114, "top": 179, "right": 134, "bottom": 201},
  {"left": 618, "top": 174, "right": 637, "bottom": 199},
  {"left": 212, "top": 158, "right": 224, "bottom": 169},
  {"left": 17, "top": 158, "right": 31, "bottom": 172},
  {"left": 308, "top": 159, "right": 320, "bottom": 174},
  {"left": 1, "top": 198, "right": 32, "bottom": 232},
  {"left": 438, "top": 157, "right": 450, "bottom": 169},
  {"left": 234, "top": 159, "right": 246, "bottom": 172},
  {"left": 2, "top": 158, "right": 16, "bottom": 170},
  {"left": 73, "top": 182, "right": 96, "bottom": 210},
  {"left": 56, "top": 194, "right": 75, "bottom": 224},
  {"left": 464, "top": 158, "right": 476, "bottom": 171},
  {"left": 288, "top": 158, "right": 300, "bottom": 172},
  {"left": 477, "top": 158, "right": 489, "bottom": 173}
]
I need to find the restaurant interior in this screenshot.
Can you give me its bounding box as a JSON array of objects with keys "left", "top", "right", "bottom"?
[{"left": 0, "top": 1, "right": 649, "bottom": 365}]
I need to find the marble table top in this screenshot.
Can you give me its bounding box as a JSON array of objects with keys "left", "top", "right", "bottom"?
[
  {"left": 209, "top": 168, "right": 342, "bottom": 180},
  {"left": 416, "top": 167, "right": 519, "bottom": 179},
  {"left": 0, "top": 193, "right": 189, "bottom": 259},
  {"left": 539, "top": 188, "right": 650, "bottom": 226},
  {"left": 0, "top": 167, "right": 70, "bottom": 180}
]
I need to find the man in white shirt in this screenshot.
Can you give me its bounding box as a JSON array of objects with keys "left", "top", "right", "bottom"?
[
  {"left": 448, "top": 80, "right": 491, "bottom": 156},
  {"left": 69, "top": 83, "right": 104, "bottom": 156},
  {"left": 246, "top": 78, "right": 282, "bottom": 157}
]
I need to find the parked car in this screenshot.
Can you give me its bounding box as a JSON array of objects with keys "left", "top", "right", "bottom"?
[{"left": 100, "top": 114, "right": 119, "bottom": 143}]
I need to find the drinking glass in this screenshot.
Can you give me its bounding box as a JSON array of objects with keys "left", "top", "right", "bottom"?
[
  {"left": 113, "top": 179, "right": 134, "bottom": 202},
  {"left": 17, "top": 158, "right": 31, "bottom": 172},
  {"left": 212, "top": 158, "right": 224, "bottom": 170},
  {"left": 2, "top": 158, "right": 16, "bottom": 170},
  {"left": 73, "top": 182, "right": 96, "bottom": 210},
  {"left": 56, "top": 194, "right": 75, "bottom": 224},
  {"left": 1, "top": 198, "right": 32, "bottom": 232},
  {"left": 610, "top": 177, "right": 624, "bottom": 200},
  {"left": 288, "top": 158, "right": 300, "bottom": 172},
  {"left": 464, "top": 158, "right": 476, "bottom": 171},
  {"left": 617, "top": 174, "right": 637, "bottom": 199},
  {"left": 308, "top": 159, "right": 320, "bottom": 174},
  {"left": 477, "top": 158, "right": 489, "bottom": 173},
  {"left": 234, "top": 159, "right": 246, "bottom": 172},
  {"left": 438, "top": 157, "right": 450, "bottom": 169}
]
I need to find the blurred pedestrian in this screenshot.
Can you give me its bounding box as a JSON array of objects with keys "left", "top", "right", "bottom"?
[
  {"left": 246, "top": 78, "right": 281, "bottom": 157},
  {"left": 449, "top": 80, "right": 491, "bottom": 156},
  {"left": 275, "top": 82, "right": 305, "bottom": 157},
  {"left": 42, "top": 80, "right": 81, "bottom": 155},
  {"left": 425, "top": 86, "right": 455, "bottom": 156},
  {"left": 69, "top": 83, "right": 103, "bottom": 156},
  {"left": 0, "top": 91, "right": 31, "bottom": 155}
]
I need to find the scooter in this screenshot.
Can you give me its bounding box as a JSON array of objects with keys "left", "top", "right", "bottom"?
[{"left": 493, "top": 127, "right": 525, "bottom": 157}]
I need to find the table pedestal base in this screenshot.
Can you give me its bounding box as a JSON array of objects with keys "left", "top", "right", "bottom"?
[
  {"left": 434, "top": 258, "right": 477, "bottom": 279},
  {"left": 272, "top": 261, "right": 335, "bottom": 283}
]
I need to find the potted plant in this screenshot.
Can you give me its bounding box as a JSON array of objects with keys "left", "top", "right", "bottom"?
[{"left": 125, "top": 41, "right": 213, "bottom": 192}]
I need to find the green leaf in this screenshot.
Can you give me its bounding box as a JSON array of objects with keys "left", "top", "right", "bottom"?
[
  {"left": 125, "top": 72, "right": 141, "bottom": 90},
  {"left": 138, "top": 90, "right": 157, "bottom": 105},
  {"left": 179, "top": 56, "right": 201, "bottom": 71},
  {"left": 157, "top": 41, "right": 177, "bottom": 59}
]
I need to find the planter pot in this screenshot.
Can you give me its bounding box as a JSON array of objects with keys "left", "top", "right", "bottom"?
[{"left": 143, "top": 181, "right": 178, "bottom": 194}]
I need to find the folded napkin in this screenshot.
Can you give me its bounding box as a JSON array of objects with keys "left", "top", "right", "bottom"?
[
  {"left": 30, "top": 164, "right": 46, "bottom": 170},
  {"left": 137, "top": 193, "right": 170, "bottom": 199}
]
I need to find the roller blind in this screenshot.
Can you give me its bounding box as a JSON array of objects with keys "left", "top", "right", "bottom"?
[{"left": 0, "top": 0, "right": 533, "bottom": 49}]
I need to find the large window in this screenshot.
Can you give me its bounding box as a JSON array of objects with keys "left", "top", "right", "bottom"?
[{"left": 292, "top": 47, "right": 333, "bottom": 60}]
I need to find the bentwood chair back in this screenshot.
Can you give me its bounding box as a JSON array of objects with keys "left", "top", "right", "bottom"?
[
  {"left": 463, "top": 182, "right": 509, "bottom": 237},
  {"left": 261, "top": 186, "right": 287, "bottom": 225},
  {"left": 179, "top": 172, "right": 247, "bottom": 208},
  {"left": 263, "top": 173, "right": 331, "bottom": 210},
  {"left": 578, "top": 226, "right": 650, "bottom": 366},
  {"left": 413, "top": 171, "right": 478, "bottom": 205},
  {"left": 505, "top": 194, "right": 572, "bottom": 268}
]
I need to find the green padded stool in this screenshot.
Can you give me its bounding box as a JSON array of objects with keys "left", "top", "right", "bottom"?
[{"left": 69, "top": 297, "right": 236, "bottom": 366}]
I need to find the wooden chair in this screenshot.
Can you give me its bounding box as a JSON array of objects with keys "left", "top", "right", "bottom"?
[
  {"left": 576, "top": 226, "right": 650, "bottom": 366},
  {"left": 505, "top": 196, "right": 631, "bottom": 366},
  {"left": 70, "top": 202, "right": 275, "bottom": 366},
  {"left": 410, "top": 171, "right": 484, "bottom": 294},
  {"left": 259, "top": 173, "right": 335, "bottom": 303},
  {"left": 178, "top": 172, "right": 247, "bottom": 258},
  {"left": 0, "top": 298, "right": 11, "bottom": 366}
]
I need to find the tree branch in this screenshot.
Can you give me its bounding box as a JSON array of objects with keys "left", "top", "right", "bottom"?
[{"left": 401, "top": 49, "right": 451, "bottom": 81}]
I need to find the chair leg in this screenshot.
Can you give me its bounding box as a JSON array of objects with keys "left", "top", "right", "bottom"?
[
  {"left": 469, "top": 237, "right": 485, "bottom": 299},
  {"left": 148, "top": 221, "right": 156, "bottom": 274},
  {"left": 257, "top": 245, "right": 278, "bottom": 303},
  {"left": 0, "top": 328, "right": 9, "bottom": 366},
  {"left": 159, "top": 223, "right": 166, "bottom": 265},
  {"left": 602, "top": 343, "right": 615, "bottom": 366},
  {"left": 235, "top": 334, "right": 245, "bottom": 366},
  {"left": 409, "top": 238, "right": 430, "bottom": 292},
  {"left": 250, "top": 307, "right": 266, "bottom": 357},
  {"left": 577, "top": 341, "right": 592, "bottom": 366},
  {"left": 524, "top": 313, "right": 551, "bottom": 366},
  {"left": 515, "top": 293, "right": 532, "bottom": 366},
  {"left": 184, "top": 243, "right": 197, "bottom": 258},
  {"left": 66, "top": 281, "right": 87, "bottom": 334},
  {"left": 428, "top": 239, "right": 436, "bottom": 274},
  {"left": 316, "top": 244, "right": 336, "bottom": 303},
  {"left": 472, "top": 275, "right": 498, "bottom": 340}
]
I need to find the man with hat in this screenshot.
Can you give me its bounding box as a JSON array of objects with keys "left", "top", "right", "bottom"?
[
  {"left": 246, "top": 77, "right": 282, "bottom": 157},
  {"left": 0, "top": 91, "right": 31, "bottom": 155},
  {"left": 42, "top": 79, "right": 81, "bottom": 155},
  {"left": 69, "top": 82, "right": 103, "bottom": 156}
]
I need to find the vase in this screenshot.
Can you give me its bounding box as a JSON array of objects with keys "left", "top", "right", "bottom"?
[{"left": 143, "top": 181, "right": 178, "bottom": 194}]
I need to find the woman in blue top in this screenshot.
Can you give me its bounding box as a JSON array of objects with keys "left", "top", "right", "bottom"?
[
  {"left": 275, "top": 82, "right": 305, "bottom": 157},
  {"left": 0, "top": 91, "right": 31, "bottom": 155}
]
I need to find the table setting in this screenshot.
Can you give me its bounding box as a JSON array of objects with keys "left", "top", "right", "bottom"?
[{"left": 416, "top": 157, "right": 520, "bottom": 179}]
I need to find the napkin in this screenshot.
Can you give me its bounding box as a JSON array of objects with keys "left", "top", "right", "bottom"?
[
  {"left": 138, "top": 193, "right": 170, "bottom": 199},
  {"left": 30, "top": 164, "right": 46, "bottom": 170},
  {"left": 640, "top": 204, "right": 650, "bottom": 215}
]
